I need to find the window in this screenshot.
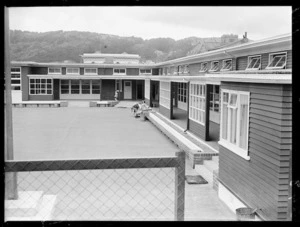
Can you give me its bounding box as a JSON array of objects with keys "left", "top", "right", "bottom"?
[
  {"left": 115, "top": 80, "right": 123, "bottom": 91},
  {"left": 71, "top": 80, "right": 80, "bottom": 94},
  {"left": 29, "top": 78, "right": 52, "bottom": 95},
  {"left": 199, "top": 62, "right": 208, "bottom": 72},
  {"left": 209, "top": 61, "right": 219, "bottom": 72},
  {"left": 173, "top": 66, "right": 178, "bottom": 75},
  {"left": 140, "top": 69, "right": 152, "bottom": 74},
  {"left": 220, "top": 90, "right": 250, "bottom": 160},
  {"left": 84, "top": 68, "right": 97, "bottom": 75},
  {"left": 66, "top": 68, "right": 80, "bottom": 74},
  {"left": 60, "top": 80, "right": 69, "bottom": 94},
  {"left": 210, "top": 85, "right": 219, "bottom": 112},
  {"left": 92, "top": 80, "right": 101, "bottom": 94},
  {"left": 48, "top": 67, "right": 61, "bottom": 74},
  {"left": 10, "top": 67, "right": 21, "bottom": 90},
  {"left": 183, "top": 65, "right": 189, "bottom": 74},
  {"left": 178, "top": 83, "right": 187, "bottom": 103},
  {"left": 221, "top": 59, "right": 232, "bottom": 71},
  {"left": 159, "top": 81, "right": 171, "bottom": 108},
  {"left": 114, "top": 68, "right": 126, "bottom": 75},
  {"left": 81, "top": 80, "right": 91, "bottom": 94},
  {"left": 189, "top": 83, "right": 206, "bottom": 125},
  {"left": 246, "top": 55, "right": 261, "bottom": 70},
  {"left": 167, "top": 67, "right": 170, "bottom": 75},
  {"left": 266, "top": 52, "right": 287, "bottom": 69}
]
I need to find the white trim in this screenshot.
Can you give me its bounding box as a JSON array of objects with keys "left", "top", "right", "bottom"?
[
  {"left": 189, "top": 83, "right": 206, "bottom": 125},
  {"left": 266, "top": 51, "right": 287, "bottom": 69},
  {"left": 209, "top": 61, "right": 219, "bottom": 72},
  {"left": 246, "top": 55, "right": 261, "bottom": 71},
  {"left": 139, "top": 69, "right": 152, "bottom": 75},
  {"left": 159, "top": 81, "right": 171, "bottom": 109},
  {"left": 48, "top": 67, "right": 61, "bottom": 74},
  {"left": 66, "top": 67, "right": 80, "bottom": 75},
  {"left": 220, "top": 59, "right": 232, "bottom": 71},
  {"left": 84, "top": 68, "right": 98, "bottom": 75}
]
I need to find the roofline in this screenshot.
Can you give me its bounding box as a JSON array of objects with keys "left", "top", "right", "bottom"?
[{"left": 154, "top": 33, "right": 291, "bottom": 66}]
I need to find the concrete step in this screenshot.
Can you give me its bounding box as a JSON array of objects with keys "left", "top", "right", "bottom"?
[
  {"left": 5, "top": 191, "right": 44, "bottom": 218},
  {"left": 194, "top": 164, "right": 214, "bottom": 185},
  {"left": 6, "top": 194, "right": 57, "bottom": 221}
]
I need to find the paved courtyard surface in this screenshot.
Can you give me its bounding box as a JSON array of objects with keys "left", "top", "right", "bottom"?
[{"left": 9, "top": 106, "right": 236, "bottom": 221}]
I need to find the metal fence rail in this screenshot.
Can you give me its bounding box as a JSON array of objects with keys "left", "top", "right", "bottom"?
[{"left": 5, "top": 151, "right": 185, "bottom": 221}]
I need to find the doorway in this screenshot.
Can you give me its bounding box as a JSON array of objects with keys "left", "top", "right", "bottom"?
[{"left": 124, "top": 81, "right": 132, "bottom": 99}]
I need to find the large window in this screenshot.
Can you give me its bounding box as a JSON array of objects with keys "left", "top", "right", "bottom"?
[
  {"left": 209, "top": 61, "right": 219, "bottom": 72},
  {"left": 71, "top": 80, "right": 80, "bottom": 94},
  {"left": 159, "top": 81, "right": 171, "bottom": 108},
  {"left": 114, "top": 68, "right": 126, "bottom": 75},
  {"left": 199, "top": 62, "right": 208, "bottom": 72},
  {"left": 81, "top": 80, "right": 90, "bottom": 94},
  {"left": 84, "top": 68, "right": 97, "bottom": 75},
  {"left": 189, "top": 83, "right": 206, "bottom": 125},
  {"left": 92, "top": 80, "right": 101, "bottom": 94},
  {"left": 60, "top": 80, "right": 69, "bottom": 94},
  {"left": 48, "top": 67, "right": 61, "bottom": 74},
  {"left": 246, "top": 55, "right": 261, "bottom": 70},
  {"left": 29, "top": 78, "right": 52, "bottom": 95},
  {"left": 220, "top": 89, "right": 250, "bottom": 159},
  {"left": 178, "top": 83, "right": 187, "bottom": 103},
  {"left": 210, "top": 85, "right": 219, "bottom": 112},
  {"left": 179, "top": 66, "right": 184, "bottom": 74},
  {"left": 66, "top": 68, "right": 80, "bottom": 75},
  {"left": 10, "top": 67, "right": 21, "bottom": 90},
  {"left": 266, "top": 52, "right": 287, "bottom": 69},
  {"left": 221, "top": 59, "right": 232, "bottom": 71}
]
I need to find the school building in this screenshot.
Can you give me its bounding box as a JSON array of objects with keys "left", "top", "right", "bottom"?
[{"left": 9, "top": 33, "right": 292, "bottom": 221}]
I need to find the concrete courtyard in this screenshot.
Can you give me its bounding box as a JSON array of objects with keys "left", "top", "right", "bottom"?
[{"left": 8, "top": 105, "right": 236, "bottom": 221}]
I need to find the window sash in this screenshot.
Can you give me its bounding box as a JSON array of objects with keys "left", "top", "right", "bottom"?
[
  {"left": 30, "top": 78, "right": 52, "bottom": 95},
  {"left": 114, "top": 68, "right": 126, "bottom": 74},
  {"left": 221, "top": 60, "right": 232, "bottom": 71},
  {"left": 266, "top": 53, "right": 287, "bottom": 69},
  {"left": 189, "top": 83, "right": 206, "bottom": 125},
  {"left": 66, "top": 68, "right": 80, "bottom": 74},
  {"left": 199, "top": 63, "right": 208, "bottom": 72},
  {"left": 220, "top": 90, "right": 250, "bottom": 158},
  {"left": 209, "top": 61, "right": 219, "bottom": 71},
  {"left": 246, "top": 56, "right": 261, "bottom": 70}
]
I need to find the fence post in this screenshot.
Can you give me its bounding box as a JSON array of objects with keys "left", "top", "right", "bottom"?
[{"left": 174, "top": 151, "right": 185, "bottom": 221}]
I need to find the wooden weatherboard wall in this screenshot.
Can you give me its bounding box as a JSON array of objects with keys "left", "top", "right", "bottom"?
[{"left": 218, "top": 82, "right": 292, "bottom": 221}]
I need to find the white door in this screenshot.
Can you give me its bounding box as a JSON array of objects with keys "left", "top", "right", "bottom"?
[{"left": 124, "top": 81, "right": 132, "bottom": 99}]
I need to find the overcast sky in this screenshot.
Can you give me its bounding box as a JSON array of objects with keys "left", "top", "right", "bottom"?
[{"left": 8, "top": 6, "right": 291, "bottom": 41}]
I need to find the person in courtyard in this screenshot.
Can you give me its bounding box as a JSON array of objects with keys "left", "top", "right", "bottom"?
[{"left": 131, "top": 102, "right": 141, "bottom": 117}]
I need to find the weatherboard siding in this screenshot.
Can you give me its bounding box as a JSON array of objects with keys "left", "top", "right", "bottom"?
[
  {"left": 219, "top": 82, "right": 292, "bottom": 221},
  {"left": 189, "top": 119, "right": 206, "bottom": 140},
  {"left": 159, "top": 105, "right": 172, "bottom": 119}
]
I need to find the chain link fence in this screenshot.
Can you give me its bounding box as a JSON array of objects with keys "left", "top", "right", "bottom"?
[{"left": 5, "top": 152, "right": 185, "bottom": 221}]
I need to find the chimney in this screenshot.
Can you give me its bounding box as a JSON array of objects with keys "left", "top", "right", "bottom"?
[{"left": 243, "top": 32, "right": 247, "bottom": 39}]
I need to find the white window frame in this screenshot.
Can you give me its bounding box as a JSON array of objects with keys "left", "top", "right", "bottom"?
[
  {"left": 199, "top": 62, "right": 208, "bottom": 72},
  {"left": 266, "top": 52, "right": 287, "bottom": 69},
  {"left": 179, "top": 65, "right": 184, "bottom": 74},
  {"left": 29, "top": 78, "right": 53, "bottom": 95},
  {"left": 178, "top": 83, "right": 187, "bottom": 103},
  {"left": 115, "top": 79, "right": 123, "bottom": 92},
  {"left": 209, "top": 61, "right": 219, "bottom": 72},
  {"left": 48, "top": 67, "right": 61, "bottom": 74},
  {"left": 221, "top": 59, "right": 232, "bottom": 71},
  {"left": 66, "top": 68, "right": 80, "bottom": 75},
  {"left": 189, "top": 83, "right": 206, "bottom": 125},
  {"left": 84, "top": 68, "right": 98, "bottom": 75},
  {"left": 10, "top": 67, "right": 22, "bottom": 90},
  {"left": 209, "top": 85, "right": 220, "bottom": 112},
  {"left": 140, "top": 69, "right": 152, "bottom": 75},
  {"left": 219, "top": 89, "right": 250, "bottom": 160},
  {"left": 246, "top": 55, "right": 261, "bottom": 70}
]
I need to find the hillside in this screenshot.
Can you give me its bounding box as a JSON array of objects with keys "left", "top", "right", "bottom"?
[{"left": 9, "top": 30, "right": 240, "bottom": 63}]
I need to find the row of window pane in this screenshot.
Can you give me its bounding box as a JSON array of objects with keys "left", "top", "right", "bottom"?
[
  {"left": 61, "top": 80, "right": 100, "bottom": 94},
  {"left": 160, "top": 82, "right": 171, "bottom": 108},
  {"left": 29, "top": 78, "right": 52, "bottom": 95},
  {"left": 189, "top": 83, "right": 206, "bottom": 124},
  {"left": 178, "top": 83, "right": 187, "bottom": 103}
]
